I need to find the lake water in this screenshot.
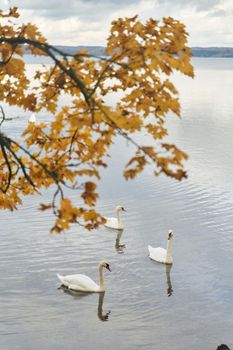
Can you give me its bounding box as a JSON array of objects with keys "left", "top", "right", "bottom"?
[{"left": 1, "top": 58, "right": 233, "bottom": 350}]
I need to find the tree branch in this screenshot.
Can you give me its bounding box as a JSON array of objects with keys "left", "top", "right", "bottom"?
[{"left": 0, "top": 145, "right": 12, "bottom": 193}]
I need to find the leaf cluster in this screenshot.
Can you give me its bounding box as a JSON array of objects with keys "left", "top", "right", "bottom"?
[{"left": 0, "top": 9, "right": 194, "bottom": 231}]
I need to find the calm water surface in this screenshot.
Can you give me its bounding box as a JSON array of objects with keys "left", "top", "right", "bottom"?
[{"left": 1, "top": 58, "right": 233, "bottom": 350}]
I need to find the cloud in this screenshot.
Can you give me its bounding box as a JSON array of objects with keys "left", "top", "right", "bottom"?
[
  {"left": 4, "top": 0, "right": 139, "bottom": 19},
  {"left": 1, "top": 0, "right": 232, "bottom": 46},
  {"left": 156, "top": 0, "right": 221, "bottom": 11},
  {"left": 209, "top": 8, "right": 226, "bottom": 16}
]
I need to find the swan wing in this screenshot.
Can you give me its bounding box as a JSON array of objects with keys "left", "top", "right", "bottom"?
[
  {"left": 104, "top": 217, "right": 123, "bottom": 230},
  {"left": 57, "top": 273, "right": 99, "bottom": 292},
  {"left": 148, "top": 245, "right": 167, "bottom": 263}
]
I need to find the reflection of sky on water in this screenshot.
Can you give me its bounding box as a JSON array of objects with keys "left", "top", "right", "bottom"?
[{"left": 1, "top": 58, "right": 233, "bottom": 350}]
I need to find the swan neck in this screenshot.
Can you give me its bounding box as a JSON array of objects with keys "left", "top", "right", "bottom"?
[
  {"left": 98, "top": 265, "right": 105, "bottom": 291},
  {"left": 166, "top": 238, "right": 173, "bottom": 259},
  {"left": 116, "top": 210, "right": 121, "bottom": 226}
]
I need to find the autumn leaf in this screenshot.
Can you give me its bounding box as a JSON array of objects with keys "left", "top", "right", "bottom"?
[{"left": 0, "top": 11, "right": 194, "bottom": 231}]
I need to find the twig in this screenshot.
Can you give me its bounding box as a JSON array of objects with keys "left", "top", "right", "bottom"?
[
  {"left": 0, "top": 145, "right": 12, "bottom": 193},
  {"left": 0, "top": 105, "right": 6, "bottom": 127}
]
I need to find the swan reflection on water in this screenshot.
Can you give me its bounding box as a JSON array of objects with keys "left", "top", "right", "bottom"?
[
  {"left": 115, "top": 229, "right": 126, "bottom": 254},
  {"left": 149, "top": 258, "right": 173, "bottom": 296},
  {"left": 97, "top": 292, "right": 111, "bottom": 321},
  {"left": 105, "top": 227, "right": 126, "bottom": 254},
  {"left": 166, "top": 264, "right": 173, "bottom": 297},
  {"left": 58, "top": 286, "right": 111, "bottom": 322}
]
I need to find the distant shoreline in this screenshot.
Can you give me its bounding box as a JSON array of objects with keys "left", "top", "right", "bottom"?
[
  {"left": 24, "top": 45, "right": 233, "bottom": 58},
  {"left": 191, "top": 47, "right": 233, "bottom": 58}
]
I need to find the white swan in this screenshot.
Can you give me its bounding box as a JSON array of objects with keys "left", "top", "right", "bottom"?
[
  {"left": 148, "top": 230, "right": 174, "bottom": 264},
  {"left": 104, "top": 206, "right": 126, "bottom": 230},
  {"left": 28, "top": 113, "right": 36, "bottom": 123},
  {"left": 57, "top": 260, "right": 111, "bottom": 292}
]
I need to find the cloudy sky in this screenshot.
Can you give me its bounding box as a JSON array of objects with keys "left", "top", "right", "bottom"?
[{"left": 1, "top": 0, "right": 233, "bottom": 46}]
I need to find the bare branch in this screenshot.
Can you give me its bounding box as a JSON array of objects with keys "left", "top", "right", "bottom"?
[
  {"left": 0, "top": 145, "right": 12, "bottom": 193},
  {"left": 0, "top": 37, "right": 91, "bottom": 105},
  {"left": 0, "top": 105, "right": 6, "bottom": 127},
  {"left": 4, "top": 142, "right": 36, "bottom": 189}
]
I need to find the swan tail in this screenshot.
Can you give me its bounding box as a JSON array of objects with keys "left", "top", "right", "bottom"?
[
  {"left": 148, "top": 245, "right": 153, "bottom": 255},
  {"left": 57, "top": 273, "right": 65, "bottom": 284}
]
